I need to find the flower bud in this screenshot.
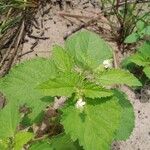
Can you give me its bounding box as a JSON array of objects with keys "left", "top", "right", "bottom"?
[
  {"left": 103, "top": 59, "right": 113, "bottom": 69},
  {"left": 75, "top": 98, "right": 86, "bottom": 109}
]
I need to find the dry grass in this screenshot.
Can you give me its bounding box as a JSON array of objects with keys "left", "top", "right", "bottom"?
[{"left": 0, "top": 0, "right": 41, "bottom": 76}]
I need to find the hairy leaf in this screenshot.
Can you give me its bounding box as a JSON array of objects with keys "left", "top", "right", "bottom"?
[
  {"left": 51, "top": 133, "right": 83, "bottom": 150},
  {"left": 29, "top": 134, "right": 82, "bottom": 150},
  {"left": 14, "top": 131, "right": 34, "bottom": 150},
  {"left": 96, "top": 69, "right": 141, "bottom": 86},
  {"left": 82, "top": 82, "right": 113, "bottom": 98},
  {"left": 40, "top": 72, "right": 113, "bottom": 99},
  {"left": 39, "top": 72, "right": 84, "bottom": 97},
  {"left": 61, "top": 97, "right": 122, "bottom": 150},
  {"left": 65, "top": 30, "right": 112, "bottom": 70},
  {"left": 113, "top": 90, "right": 135, "bottom": 140},
  {"left": 0, "top": 102, "right": 20, "bottom": 139},
  {"left": 0, "top": 58, "right": 57, "bottom": 122},
  {"left": 52, "top": 45, "right": 74, "bottom": 72},
  {"left": 29, "top": 141, "right": 52, "bottom": 150}
]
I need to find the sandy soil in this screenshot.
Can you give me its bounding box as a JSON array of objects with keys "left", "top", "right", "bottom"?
[{"left": 21, "top": 1, "right": 150, "bottom": 149}]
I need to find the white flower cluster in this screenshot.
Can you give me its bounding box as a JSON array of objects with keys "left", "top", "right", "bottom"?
[
  {"left": 103, "top": 59, "right": 113, "bottom": 69},
  {"left": 75, "top": 98, "right": 86, "bottom": 109}
]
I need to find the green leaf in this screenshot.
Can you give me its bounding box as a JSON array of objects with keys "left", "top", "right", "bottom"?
[
  {"left": 29, "top": 140, "right": 53, "bottom": 150},
  {"left": 123, "top": 44, "right": 150, "bottom": 67},
  {"left": 124, "top": 33, "right": 139, "bottom": 43},
  {"left": 39, "top": 72, "right": 84, "bottom": 97},
  {"left": 121, "top": 56, "right": 134, "bottom": 68},
  {"left": 61, "top": 97, "right": 122, "bottom": 150},
  {"left": 0, "top": 102, "right": 20, "bottom": 139},
  {"left": 138, "top": 42, "right": 150, "bottom": 58},
  {"left": 82, "top": 82, "right": 113, "bottom": 99},
  {"left": 136, "top": 20, "right": 145, "bottom": 31},
  {"left": 52, "top": 45, "right": 74, "bottom": 72},
  {"left": 127, "top": 53, "right": 149, "bottom": 67},
  {"left": 39, "top": 72, "right": 113, "bottom": 99},
  {"left": 143, "top": 66, "right": 150, "bottom": 79},
  {"left": 113, "top": 90, "right": 135, "bottom": 140},
  {"left": 14, "top": 131, "right": 34, "bottom": 150},
  {"left": 96, "top": 69, "right": 141, "bottom": 87},
  {"left": 65, "top": 30, "right": 112, "bottom": 70},
  {"left": 0, "top": 139, "right": 9, "bottom": 150},
  {"left": 0, "top": 58, "right": 57, "bottom": 122},
  {"left": 141, "top": 26, "right": 150, "bottom": 35},
  {"left": 51, "top": 133, "right": 83, "bottom": 150},
  {"left": 29, "top": 134, "right": 82, "bottom": 150}
]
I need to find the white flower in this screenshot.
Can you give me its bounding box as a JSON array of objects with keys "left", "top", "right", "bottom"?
[
  {"left": 75, "top": 98, "right": 86, "bottom": 109},
  {"left": 103, "top": 59, "right": 113, "bottom": 69}
]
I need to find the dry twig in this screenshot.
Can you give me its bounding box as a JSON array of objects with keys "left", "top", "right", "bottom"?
[
  {"left": 62, "top": 0, "right": 150, "bottom": 39},
  {"left": 0, "top": 20, "right": 25, "bottom": 76}
]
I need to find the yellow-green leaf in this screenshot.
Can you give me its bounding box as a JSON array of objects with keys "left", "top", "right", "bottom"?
[{"left": 14, "top": 131, "right": 34, "bottom": 150}]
